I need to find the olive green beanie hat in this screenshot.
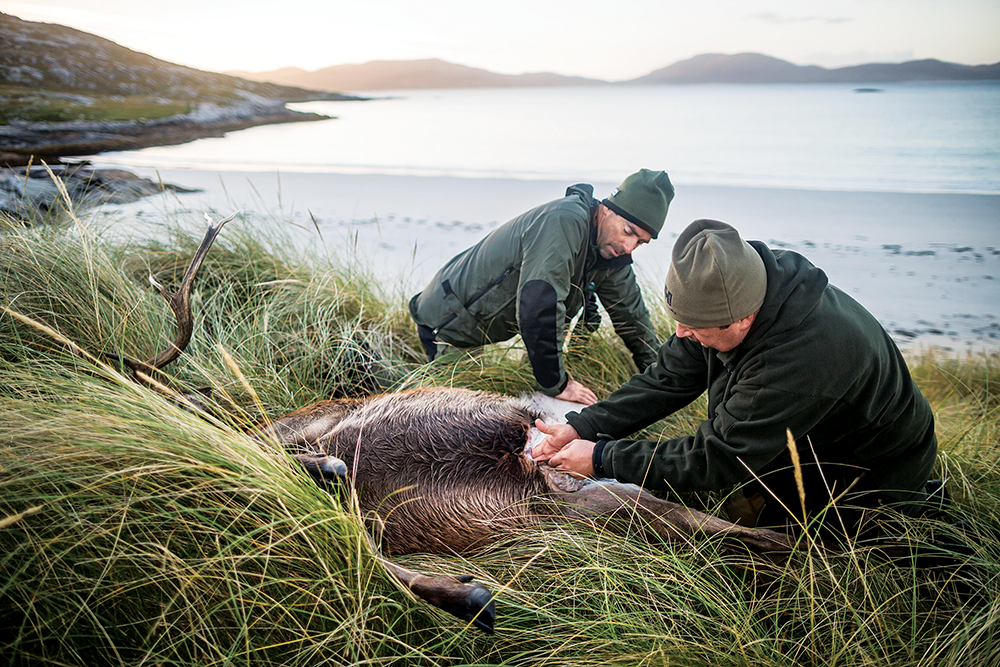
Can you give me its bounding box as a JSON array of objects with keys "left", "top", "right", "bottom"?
[
  {"left": 664, "top": 219, "right": 767, "bottom": 328},
  {"left": 602, "top": 169, "right": 674, "bottom": 239}
]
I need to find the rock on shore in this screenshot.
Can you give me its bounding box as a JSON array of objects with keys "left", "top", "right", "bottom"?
[{"left": 0, "top": 163, "right": 198, "bottom": 222}]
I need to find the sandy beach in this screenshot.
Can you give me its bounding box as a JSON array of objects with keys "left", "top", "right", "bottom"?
[{"left": 94, "top": 166, "right": 1000, "bottom": 355}]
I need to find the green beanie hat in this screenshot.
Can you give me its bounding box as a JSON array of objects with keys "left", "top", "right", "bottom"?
[
  {"left": 664, "top": 219, "right": 767, "bottom": 328},
  {"left": 602, "top": 169, "right": 674, "bottom": 239}
]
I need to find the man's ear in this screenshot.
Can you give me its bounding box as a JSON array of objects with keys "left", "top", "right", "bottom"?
[{"left": 736, "top": 311, "right": 758, "bottom": 333}]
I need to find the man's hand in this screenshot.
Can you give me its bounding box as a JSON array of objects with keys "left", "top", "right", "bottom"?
[
  {"left": 529, "top": 420, "right": 580, "bottom": 461},
  {"left": 555, "top": 378, "right": 598, "bottom": 405},
  {"left": 548, "top": 439, "right": 597, "bottom": 478}
]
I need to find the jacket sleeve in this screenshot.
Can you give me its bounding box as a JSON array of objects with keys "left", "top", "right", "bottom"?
[
  {"left": 567, "top": 335, "right": 708, "bottom": 439},
  {"left": 594, "top": 348, "right": 851, "bottom": 493},
  {"left": 593, "top": 265, "right": 661, "bottom": 371},
  {"left": 516, "top": 212, "right": 585, "bottom": 396}
]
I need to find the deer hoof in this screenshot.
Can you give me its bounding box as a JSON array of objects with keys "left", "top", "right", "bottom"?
[
  {"left": 457, "top": 583, "right": 496, "bottom": 634},
  {"left": 295, "top": 453, "right": 348, "bottom": 490},
  {"left": 319, "top": 456, "right": 348, "bottom": 480}
]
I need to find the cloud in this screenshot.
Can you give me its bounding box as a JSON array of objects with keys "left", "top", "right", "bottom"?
[{"left": 745, "top": 12, "right": 853, "bottom": 25}]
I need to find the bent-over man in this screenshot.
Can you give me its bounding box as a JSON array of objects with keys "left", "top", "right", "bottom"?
[
  {"left": 532, "top": 219, "right": 937, "bottom": 529},
  {"left": 409, "top": 169, "right": 675, "bottom": 405}
]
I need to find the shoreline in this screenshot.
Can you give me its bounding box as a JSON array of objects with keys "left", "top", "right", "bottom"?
[
  {"left": 0, "top": 88, "right": 367, "bottom": 168},
  {"left": 91, "top": 167, "right": 1000, "bottom": 356},
  {"left": 0, "top": 110, "right": 332, "bottom": 167}
]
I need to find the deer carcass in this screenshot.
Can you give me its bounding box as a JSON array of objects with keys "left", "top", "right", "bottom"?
[{"left": 116, "top": 215, "right": 794, "bottom": 634}]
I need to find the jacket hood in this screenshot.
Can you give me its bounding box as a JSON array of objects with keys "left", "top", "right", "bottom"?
[
  {"left": 565, "top": 183, "right": 595, "bottom": 202},
  {"left": 734, "top": 242, "right": 829, "bottom": 355}
]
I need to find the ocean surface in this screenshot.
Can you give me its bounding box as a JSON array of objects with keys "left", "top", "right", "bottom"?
[
  {"left": 103, "top": 82, "right": 1000, "bottom": 194},
  {"left": 93, "top": 83, "right": 1000, "bottom": 353}
]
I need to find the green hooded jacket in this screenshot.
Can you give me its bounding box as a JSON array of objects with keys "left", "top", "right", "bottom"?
[
  {"left": 566, "top": 241, "right": 937, "bottom": 516},
  {"left": 409, "top": 184, "right": 660, "bottom": 395}
]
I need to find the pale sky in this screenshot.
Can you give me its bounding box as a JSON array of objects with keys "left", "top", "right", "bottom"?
[{"left": 3, "top": 0, "right": 998, "bottom": 80}]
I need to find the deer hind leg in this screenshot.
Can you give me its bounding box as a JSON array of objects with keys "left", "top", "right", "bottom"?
[
  {"left": 543, "top": 471, "right": 794, "bottom": 553},
  {"left": 376, "top": 555, "right": 496, "bottom": 633}
]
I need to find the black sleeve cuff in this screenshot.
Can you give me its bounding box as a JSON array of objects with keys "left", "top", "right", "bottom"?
[{"left": 592, "top": 440, "right": 607, "bottom": 478}]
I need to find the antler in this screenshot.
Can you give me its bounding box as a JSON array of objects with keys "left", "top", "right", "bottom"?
[{"left": 110, "top": 212, "right": 237, "bottom": 379}]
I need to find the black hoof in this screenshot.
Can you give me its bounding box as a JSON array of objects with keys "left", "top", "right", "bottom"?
[
  {"left": 319, "top": 456, "right": 348, "bottom": 479},
  {"left": 467, "top": 584, "right": 496, "bottom": 634},
  {"left": 297, "top": 454, "right": 348, "bottom": 492},
  {"left": 442, "top": 582, "right": 495, "bottom": 634}
]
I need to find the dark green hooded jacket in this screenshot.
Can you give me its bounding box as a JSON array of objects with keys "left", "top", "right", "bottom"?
[
  {"left": 567, "top": 242, "right": 937, "bottom": 518},
  {"left": 409, "top": 184, "right": 660, "bottom": 395}
]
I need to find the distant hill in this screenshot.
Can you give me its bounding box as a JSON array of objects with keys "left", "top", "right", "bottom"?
[
  {"left": 229, "top": 59, "right": 607, "bottom": 91},
  {"left": 234, "top": 53, "right": 1000, "bottom": 90},
  {"left": 628, "top": 53, "right": 1000, "bottom": 85},
  {"left": 0, "top": 12, "right": 352, "bottom": 101},
  {"left": 0, "top": 12, "right": 360, "bottom": 165}
]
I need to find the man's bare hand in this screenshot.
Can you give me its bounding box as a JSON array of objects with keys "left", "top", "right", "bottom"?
[
  {"left": 548, "top": 439, "right": 597, "bottom": 478},
  {"left": 530, "top": 420, "right": 580, "bottom": 461},
  {"left": 556, "top": 378, "right": 598, "bottom": 405}
]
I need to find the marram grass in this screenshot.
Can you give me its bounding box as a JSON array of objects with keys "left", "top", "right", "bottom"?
[{"left": 2, "top": 207, "right": 999, "bottom": 666}]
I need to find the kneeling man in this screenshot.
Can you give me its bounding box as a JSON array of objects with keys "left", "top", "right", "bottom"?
[
  {"left": 409, "top": 170, "right": 674, "bottom": 405},
  {"left": 532, "top": 219, "right": 937, "bottom": 528}
]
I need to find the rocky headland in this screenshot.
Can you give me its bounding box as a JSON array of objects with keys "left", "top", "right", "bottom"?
[
  {"left": 0, "top": 98, "right": 340, "bottom": 167},
  {"left": 0, "top": 12, "right": 362, "bottom": 166}
]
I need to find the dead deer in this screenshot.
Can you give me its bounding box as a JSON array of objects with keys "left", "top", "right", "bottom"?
[{"left": 114, "top": 215, "right": 795, "bottom": 634}]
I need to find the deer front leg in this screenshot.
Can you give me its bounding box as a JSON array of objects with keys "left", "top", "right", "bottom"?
[
  {"left": 291, "top": 455, "right": 495, "bottom": 632},
  {"left": 254, "top": 399, "right": 362, "bottom": 453},
  {"left": 544, "top": 471, "right": 794, "bottom": 553},
  {"left": 292, "top": 452, "right": 348, "bottom": 490}
]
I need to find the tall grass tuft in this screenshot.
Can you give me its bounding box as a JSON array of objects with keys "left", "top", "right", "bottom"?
[{"left": 2, "top": 206, "right": 999, "bottom": 665}]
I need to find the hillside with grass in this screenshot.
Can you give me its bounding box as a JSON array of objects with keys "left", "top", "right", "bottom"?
[
  {"left": 0, "top": 12, "right": 361, "bottom": 166},
  {"left": 1, "top": 197, "right": 998, "bottom": 665}
]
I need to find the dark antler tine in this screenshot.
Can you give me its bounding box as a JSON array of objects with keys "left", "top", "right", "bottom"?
[
  {"left": 178, "top": 212, "right": 238, "bottom": 294},
  {"left": 142, "top": 212, "right": 237, "bottom": 372},
  {"left": 106, "top": 212, "right": 236, "bottom": 379}
]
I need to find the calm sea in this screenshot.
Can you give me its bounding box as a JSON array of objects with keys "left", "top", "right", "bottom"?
[{"left": 104, "top": 82, "right": 1000, "bottom": 194}]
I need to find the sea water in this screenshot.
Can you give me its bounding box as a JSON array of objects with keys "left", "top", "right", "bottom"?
[{"left": 103, "top": 82, "right": 1000, "bottom": 194}]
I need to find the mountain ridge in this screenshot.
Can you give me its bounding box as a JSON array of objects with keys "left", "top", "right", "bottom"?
[
  {"left": 632, "top": 53, "right": 1000, "bottom": 85},
  {"left": 229, "top": 58, "right": 607, "bottom": 91},
  {"left": 231, "top": 52, "right": 1000, "bottom": 91}
]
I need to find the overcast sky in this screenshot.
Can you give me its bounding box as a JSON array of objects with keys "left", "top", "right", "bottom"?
[{"left": 3, "top": 0, "right": 998, "bottom": 80}]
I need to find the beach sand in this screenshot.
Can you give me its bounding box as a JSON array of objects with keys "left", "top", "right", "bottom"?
[{"left": 94, "top": 166, "right": 1000, "bottom": 355}]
